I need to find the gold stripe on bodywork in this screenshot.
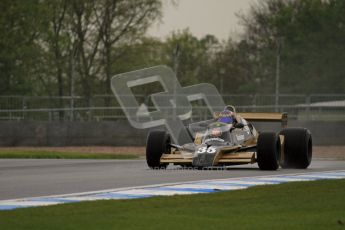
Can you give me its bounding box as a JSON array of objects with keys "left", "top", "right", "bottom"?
[{"left": 218, "top": 152, "right": 256, "bottom": 164}]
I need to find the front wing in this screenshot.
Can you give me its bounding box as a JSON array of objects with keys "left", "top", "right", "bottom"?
[{"left": 160, "top": 145, "right": 256, "bottom": 166}]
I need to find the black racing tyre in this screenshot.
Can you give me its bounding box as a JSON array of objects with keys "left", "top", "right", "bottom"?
[
  {"left": 279, "top": 128, "right": 312, "bottom": 169},
  {"left": 257, "top": 132, "right": 281, "bottom": 170},
  {"left": 146, "top": 130, "right": 171, "bottom": 169}
]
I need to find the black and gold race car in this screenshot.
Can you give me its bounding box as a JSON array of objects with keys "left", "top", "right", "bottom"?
[{"left": 146, "top": 105, "right": 312, "bottom": 170}]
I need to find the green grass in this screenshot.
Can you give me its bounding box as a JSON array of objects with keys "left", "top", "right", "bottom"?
[
  {"left": 0, "top": 150, "right": 138, "bottom": 159},
  {"left": 1, "top": 179, "right": 345, "bottom": 230}
]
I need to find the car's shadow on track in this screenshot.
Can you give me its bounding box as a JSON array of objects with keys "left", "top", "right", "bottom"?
[{"left": 148, "top": 166, "right": 260, "bottom": 171}]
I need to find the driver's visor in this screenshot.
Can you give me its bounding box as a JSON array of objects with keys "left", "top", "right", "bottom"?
[{"left": 218, "top": 117, "right": 233, "bottom": 124}]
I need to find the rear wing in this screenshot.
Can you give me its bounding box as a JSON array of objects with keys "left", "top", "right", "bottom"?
[{"left": 238, "top": 112, "right": 288, "bottom": 128}]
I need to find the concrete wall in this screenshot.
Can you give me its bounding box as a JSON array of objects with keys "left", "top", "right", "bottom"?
[
  {"left": 0, "top": 121, "right": 148, "bottom": 146},
  {"left": 0, "top": 120, "right": 344, "bottom": 146},
  {"left": 253, "top": 121, "right": 345, "bottom": 145}
]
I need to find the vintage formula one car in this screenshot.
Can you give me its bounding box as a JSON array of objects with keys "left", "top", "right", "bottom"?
[{"left": 146, "top": 105, "right": 312, "bottom": 170}]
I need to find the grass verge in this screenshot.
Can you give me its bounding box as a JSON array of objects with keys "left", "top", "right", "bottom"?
[
  {"left": 0, "top": 179, "right": 345, "bottom": 229},
  {"left": 0, "top": 150, "right": 138, "bottom": 159}
]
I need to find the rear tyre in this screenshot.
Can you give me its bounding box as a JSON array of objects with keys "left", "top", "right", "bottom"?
[
  {"left": 146, "top": 130, "right": 171, "bottom": 169},
  {"left": 280, "top": 128, "right": 312, "bottom": 169},
  {"left": 257, "top": 132, "right": 281, "bottom": 170}
]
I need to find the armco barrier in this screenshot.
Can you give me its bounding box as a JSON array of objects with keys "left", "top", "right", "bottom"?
[{"left": 0, "top": 120, "right": 344, "bottom": 146}]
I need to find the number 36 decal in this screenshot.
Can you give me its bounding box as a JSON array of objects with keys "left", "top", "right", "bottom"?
[{"left": 197, "top": 146, "right": 217, "bottom": 154}]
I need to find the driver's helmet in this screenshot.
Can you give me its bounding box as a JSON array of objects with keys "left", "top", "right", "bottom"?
[{"left": 217, "top": 109, "right": 234, "bottom": 124}]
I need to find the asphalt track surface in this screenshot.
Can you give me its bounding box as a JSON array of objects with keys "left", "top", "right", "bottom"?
[{"left": 1, "top": 159, "right": 345, "bottom": 200}]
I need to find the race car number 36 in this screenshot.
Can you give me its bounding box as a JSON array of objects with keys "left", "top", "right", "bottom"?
[{"left": 197, "top": 146, "right": 217, "bottom": 154}]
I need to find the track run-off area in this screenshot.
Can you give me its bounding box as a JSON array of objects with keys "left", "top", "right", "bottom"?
[{"left": 1, "top": 159, "right": 345, "bottom": 210}]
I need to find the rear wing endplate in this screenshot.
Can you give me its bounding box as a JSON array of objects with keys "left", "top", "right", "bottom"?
[{"left": 238, "top": 112, "right": 288, "bottom": 128}]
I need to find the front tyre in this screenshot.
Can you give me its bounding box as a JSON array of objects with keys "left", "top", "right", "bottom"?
[
  {"left": 146, "top": 130, "right": 171, "bottom": 169},
  {"left": 257, "top": 132, "right": 281, "bottom": 170},
  {"left": 280, "top": 128, "right": 312, "bottom": 169}
]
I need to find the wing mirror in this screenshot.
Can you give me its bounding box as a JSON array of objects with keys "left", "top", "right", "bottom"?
[{"left": 234, "top": 123, "right": 244, "bottom": 129}]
